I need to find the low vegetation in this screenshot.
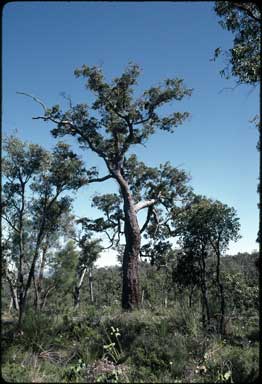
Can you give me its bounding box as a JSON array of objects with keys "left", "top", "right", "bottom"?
[{"left": 2, "top": 252, "right": 259, "bottom": 383}]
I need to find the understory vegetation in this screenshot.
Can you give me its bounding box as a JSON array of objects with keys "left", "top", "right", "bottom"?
[{"left": 2, "top": 251, "right": 259, "bottom": 383}]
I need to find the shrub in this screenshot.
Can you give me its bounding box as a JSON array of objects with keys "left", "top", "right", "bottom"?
[
  {"left": 200, "top": 340, "right": 259, "bottom": 383},
  {"left": 130, "top": 330, "right": 188, "bottom": 378},
  {"left": 2, "top": 362, "right": 30, "bottom": 382},
  {"left": 229, "top": 344, "right": 259, "bottom": 383}
]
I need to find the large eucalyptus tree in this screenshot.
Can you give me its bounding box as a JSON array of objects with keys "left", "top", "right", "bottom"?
[{"left": 22, "top": 63, "right": 192, "bottom": 309}]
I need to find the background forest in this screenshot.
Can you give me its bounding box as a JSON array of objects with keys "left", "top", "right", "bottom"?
[{"left": 2, "top": 1, "right": 260, "bottom": 383}]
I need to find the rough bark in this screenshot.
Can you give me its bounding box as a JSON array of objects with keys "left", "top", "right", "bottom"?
[
  {"left": 122, "top": 219, "right": 141, "bottom": 310},
  {"left": 114, "top": 169, "right": 141, "bottom": 310}
]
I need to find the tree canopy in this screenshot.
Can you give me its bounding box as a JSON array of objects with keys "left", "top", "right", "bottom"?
[
  {"left": 27, "top": 63, "right": 193, "bottom": 309},
  {"left": 214, "top": 1, "right": 261, "bottom": 85}
]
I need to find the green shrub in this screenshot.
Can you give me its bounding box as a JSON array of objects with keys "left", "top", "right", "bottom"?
[
  {"left": 229, "top": 344, "right": 259, "bottom": 383},
  {"left": 200, "top": 340, "right": 259, "bottom": 383},
  {"left": 20, "top": 310, "right": 63, "bottom": 351},
  {"left": 2, "top": 362, "right": 30, "bottom": 382},
  {"left": 130, "top": 330, "right": 188, "bottom": 378},
  {"left": 163, "top": 303, "right": 201, "bottom": 336}
]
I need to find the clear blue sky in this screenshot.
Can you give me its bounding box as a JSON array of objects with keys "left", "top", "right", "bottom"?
[{"left": 3, "top": 1, "right": 259, "bottom": 265}]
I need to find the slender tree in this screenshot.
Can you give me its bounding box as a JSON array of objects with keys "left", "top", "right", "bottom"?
[
  {"left": 73, "top": 234, "right": 102, "bottom": 307},
  {"left": 51, "top": 240, "right": 79, "bottom": 309},
  {"left": 22, "top": 63, "right": 192, "bottom": 309},
  {"left": 33, "top": 211, "right": 74, "bottom": 311},
  {"left": 174, "top": 195, "right": 240, "bottom": 333},
  {"left": 2, "top": 137, "right": 87, "bottom": 328}
]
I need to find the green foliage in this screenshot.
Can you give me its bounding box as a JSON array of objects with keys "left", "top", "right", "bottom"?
[
  {"left": 92, "top": 267, "right": 122, "bottom": 306},
  {"left": 51, "top": 62, "right": 192, "bottom": 160},
  {"left": 102, "top": 326, "right": 124, "bottom": 364},
  {"left": 175, "top": 195, "right": 241, "bottom": 253},
  {"left": 200, "top": 341, "right": 259, "bottom": 383},
  {"left": 131, "top": 330, "right": 188, "bottom": 376},
  {"left": 1, "top": 249, "right": 259, "bottom": 383},
  {"left": 18, "top": 310, "right": 62, "bottom": 351},
  {"left": 123, "top": 154, "right": 191, "bottom": 205},
  {"left": 223, "top": 271, "right": 259, "bottom": 313},
  {"left": 214, "top": 1, "right": 260, "bottom": 84},
  {"left": 2, "top": 362, "right": 32, "bottom": 382},
  {"left": 2, "top": 135, "right": 88, "bottom": 325},
  {"left": 51, "top": 241, "right": 79, "bottom": 293},
  {"left": 62, "top": 359, "right": 87, "bottom": 382}
]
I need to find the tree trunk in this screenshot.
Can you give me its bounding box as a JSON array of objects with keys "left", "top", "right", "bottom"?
[
  {"left": 18, "top": 296, "right": 26, "bottom": 330},
  {"left": 199, "top": 254, "right": 210, "bottom": 329},
  {"left": 88, "top": 268, "right": 94, "bottom": 304},
  {"left": 41, "top": 285, "right": 56, "bottom": 310},
  {"left": 17, "top": 243, "right": 42, "bottom": 329},
  {"left": 16, "top": 189, "right": 60, "bottom": 330},
  {"left": 141, "top": 289, "right": 145, "bottom": 308},
  {"left": 114, "top": 169, "right": 141, "bottom": 310},
  {"left": 17, "top": 182, "right": 26, "bottom": 329},
  {"left": 33, "top": 275, "right": 40, "bottom": 310},
  {"left": 74, "top": 286, "right": 80, "bottom": 308},
  {"left": 34, "top": 244, "right": 48, "bottom": 311},
  {"left": 215, "top": 248, "right": 225, "bottom": 334},
  {"left": 189, "top": 285, "right": 194, "bottom": 308},
  {"left": 9, "top": 297, "right": 13, "bottom": 312},
  {"left": 9, "top": 290, "right": 19, "bottom": 312},
  {"left": 74, "top": 267, "right": 87, "bottom": 308},
  {"left": 6, "top": 273, "right": 19, "bottom": 312},
  {"left": 122, "top": 218, "right": 141, "bottom": 309}
]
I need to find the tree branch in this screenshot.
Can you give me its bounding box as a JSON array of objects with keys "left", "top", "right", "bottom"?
[
  {"left": 17, "top": 92, "right": 47, "bottom": 113},
  {"left": 17, "top": 91, "right": 115, "bottom": 173},
  {"left": 231, "top": 2, "right": 261, "bottom": 22},
  {"left": 102, "top": 229, "right": 118, "bottom": 249},
  {"left": 2, "top": 214, "right": 19, "bottom": 233},
  {"left": 140, "top": 206, "right": 153, "bottom": 234},
  {"left": 87, "top": 174, "right": 113, "bottom": 184},
  {"left": 134, "top": 198, "right": 157, "bottom": 212},
  {"left": 152, "top": 207, "right": 160, "bottom": 237}
]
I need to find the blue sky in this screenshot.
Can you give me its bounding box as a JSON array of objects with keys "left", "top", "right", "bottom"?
[{"left": 3, "top": 1, "right": 259, "bottom": 265}]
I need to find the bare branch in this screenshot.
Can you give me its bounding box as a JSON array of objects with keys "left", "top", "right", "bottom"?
[
  {"left": 2, "top": 214, "right": 19, "bottom": 233},
  {"left": 32, "top": 115, "right": 74, "bottom": 127},
  {"left": 218, "top": 83, "right": 240, "bottom": 94},
  {"left": 16, "top": 92, "right": 48, "bottom": 113},
  {"left": 102, "top": 229, "right": 118, "bottom": 249},
  {"left": 60, "top": 92, "right": 73, "bottom": 109}
]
